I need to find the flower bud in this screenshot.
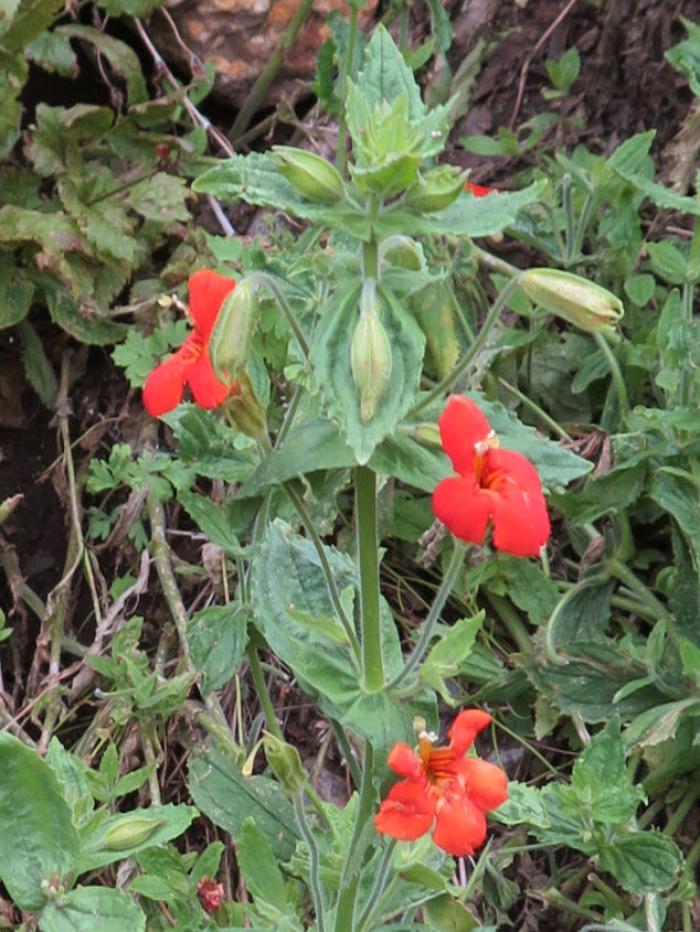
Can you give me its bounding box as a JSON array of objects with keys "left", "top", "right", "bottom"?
[
  {"left": 273, "top": 146, "right": 344, "bottom": 204},
  {"left": 209, "top": 278, "right": 259, "bottom": 382},
  {"left": 379, "top": 235, "right": 423, "bottom": 271},
  {"left": 224, "top": 371, "right": 267, "bottom": 439},
  {"left": 263, "top": 732, "right": 307, "bottom": 795},
  {"left": 99, "top": 816, "right": 165, "bottom": 851},
  {"left": 351, "top": 281, "right": 393, "bottom": 424},
  {"left": 404, "top": 165, "right": 469, "bottom": 212},
  {"left": 520, "top": 268, "right": 624, "bottom": 334}
]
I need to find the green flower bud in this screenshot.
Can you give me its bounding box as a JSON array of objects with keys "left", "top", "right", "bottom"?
[
  {"left": 99, "top": 816, "right": 165, "bottom": 851},
  {"left": 273, "top": 146, "right": 344, "bottom": 204},
  {"left": 263, "top": 732, "right": 307, "bottom": 795},
  {"left": 520, "top": 268, "right": 624, "bottom": 335},
  {"left": 350, "top": 280, "right": 393, "bottom": 424},
  {"left": 209, "top": 279, "right": 259, "bottom": 382},
  {"left": 404, "top": 165, "right": 469, "bottom": 212},
  {"left": 224, "top": 371, "right": 267, "bottom": 439}
]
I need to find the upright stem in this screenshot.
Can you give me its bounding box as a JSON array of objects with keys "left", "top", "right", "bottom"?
[
  {"left": 355, "top": 466, "right": 384, "bottom": 692},
  {"left": 334, "top": 743, "right": 375, "bottom": 931},
  {"left": 247, "top": 638, "right": 284, "bottom": 742},
  {"left": 594, "top": 330, "right": 629, "bottom": 418}
]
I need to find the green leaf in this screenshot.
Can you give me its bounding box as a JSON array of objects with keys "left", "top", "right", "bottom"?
[
  {"left": 177, "top": 488, "right": 242, "bottom": 555},
  {"left": 166, "top": 405, "right": 256, "bottom": 483},
  {"left": 57, "top": 25, "right": 148, "bottom": 105},
  {"left": 370, "top": 429, "right": 450, "bottom": 492},
  {"left": 0, "top": 257, "right": 33, "bottom": 328},
  {"left": 607, "top": 131, "right": 655, "bottom": 175},
  {"left": 598, "top": 830, "right": 683, "bottom": 894},
  {"left": 650, "top": 470, "right": 700, "bottom": 567},
  {"left": 193, "top": 152, "right": 371, "bottom": 239},
  {"left": 312, "top": 285, "right": 425, "bottom": 464},
  {"left": 424, "top": 894, "right": 479, "bottom": 931},
  {"left": 188, "top": 603, "right": 249, "bottom": 693},
  {"left": 237, "top": 818, "right": 291, "bottom": 913},
  {"left": 39, "top": 886, "right": 146, "bottom": 932},
  {"left": 127, "top": 172, "right": 190, "bottom": 223},
  {"left": 356, "top": 25, "right": 423, "bottom": 119},
  {"left": 0, "top": 733, "right": 79, "bottom": 911},
  {"left": 18, "top": 319, "right": 57, "bottom": 407},
  {"left": 45, "top": 283, "right": 128, "bottom": 345},
  {"left": 624, "top": 272, "right": 656, "bottom": 306},
  {"left": 76, "top": 804, "right": 197, "bottom": 872},
  {"left": 666, "top": 18, "right": 700, "bottom": 96},
  {"left": 397, "top": 182, "right": 544, "bottom": 238},
  {"left": 26, "top": 29, "right": 77, "bottom": 75},
  {"left": 188, "top": 746, "right": 299, "bottom": 860},
  {"left": 46, "top": 739, "right": 94, "bottom": 830},
  {"left": 623, "top": 698, "right": 700, "bottom": 750},
  {"left": 570, "top": 719, "right": 643, "bottom": 824},
  {"left": 647, "top": 241, "right": 688, "bottom": 284},
  {"left": 239, "top": 419, "right": 355, "bottom": 497},
  {"left": 420, "top": 613, "right": 484, "bottom": 702}
]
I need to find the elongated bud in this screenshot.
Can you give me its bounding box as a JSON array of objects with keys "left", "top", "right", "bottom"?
[
  {"left": 263, "top": 732, "right": 307, "bottom": 795},
  {"left": 224, "top": 371, "right": 266, "bottom": 438},
  {"left": 404, "top": 165, "right": 469, "bottom": 212},
  {"left": 520, "top": 268, "right": 624, "bottom": 334},
  {"left": 273, "top": 146, "right": 344, "bottom": 204},
  {"left": 209, "top": 279, "right": 259, "bottom": 382},
  {"left": 351, "top": 281, "right": 393, "bottom": 423},
  {"left": 98, "top": 816, "right": 166, "bottom": 851}
]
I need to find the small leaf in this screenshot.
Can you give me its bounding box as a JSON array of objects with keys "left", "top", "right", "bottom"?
[
  {"left": 237, "top": 818, "right": 291, "bottom": 913},
  {"left": 58, "top": 25, "right": 148, "bottom": 105},
  {"left": 598, "top": 830, "right": 683, "bottom": 894},
  {"left": 39, "top": 886, "right": 146, "bottom": 932},
  {"left": 18, "top": 319, "right": 57, "bottom": 407},
  {"left": 188, "top": 603, "right": 249, "bottom": 693}
]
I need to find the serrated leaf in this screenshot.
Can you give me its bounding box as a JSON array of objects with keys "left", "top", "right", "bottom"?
[
  {"left": 598, "top": 830, "right": 683, "bottom": 894},
  {"left": 623, "top": 698, "right": 700, "bottom": 750},
  {"left": 188, "top": 746, "right": 299, "bottom": 860},
  {"left": 26, "top": 30, "right": 77, "bottom": 76},
  {"left": 650, "top": 470, "right": 700, "bottom": 568},
  {"left": 46, "top": 284, "right": 128, "bottom": 345},
  {"left": 355, "top": 24, "right": 424, "bottom": 120},
  {"left": 0, "top": 733, "right": 79, "bottom": 911},
  {"left": 312, "top": 285, "right": 425, "bottom": 464},
  {"left": 18, "top": 319, "right": 57, "bottom": 407},
  {"left": 39, "top": 886, "right": 146, "bottom": 932},
  {"left": 420, "top": 613, "right": 484, "bottom": 702},
  {"left": 0, "top": 257, "right": 34, "bottom": 328},
  {"left": 177, "top": 488, "right": 242, "bottom": 555},
  {"left": 128, "top": 172, "right": 191, "bottom": 223},
  {"left": 57, "top": 25, "right": 148, "bottom": 105},
  {"left": 188, "top": 603, "right": 248, "bottom": 693},
  {"left": 647, "top": 241, "right": 688, "bottom": 284}
]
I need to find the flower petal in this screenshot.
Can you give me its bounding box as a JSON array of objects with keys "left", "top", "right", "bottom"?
[
  {"left": 375, "top": 781, "right": 435, "bottom": 841},
  {"left": 387, "top": 743, "right": 426, "bottom": 783},
  {"left": 438, "top": 396, "right": 491, "bottom": 474},
  {"left": 448, "top": 709, "right": 492, "bottom": 755},
  {"left": 465, "top": 182, "right": 495, "bottom": 197},
  {"left": 186, "top": 347, "right": 230, "bottom": 409},
  {"left": 432, "top": 476, "right": 493, "bottom": 545},
  {"left": 188, "top": 269, "right": 236, "bottom": 339},
  {"left": 143, "top": 353, "right": 188, "bottom": 417},
  {"left": 484, "top": 448, "right": 545, "bottom": 496},
  {"left": 460, "top": 758, "right": 509, "bottom": 812},
  {"left": 432, "top": 792, "right": 487, "bottom": 856}
]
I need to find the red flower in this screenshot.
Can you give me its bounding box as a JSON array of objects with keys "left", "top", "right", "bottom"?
[
  {"left": 432, "top": 396, "right": 550, "bottom": 557},
  {"left": 143, "top": 269, "right": 236, "bottom": 417},
  {"left": 197, "top": 877, "right": 224, "bottom": 913},
  {"left": 465, "top": 181, "right": 495, "bottom": 197},
  {"left": 374, "top": 709, "right": 508, "bottom": 856}
]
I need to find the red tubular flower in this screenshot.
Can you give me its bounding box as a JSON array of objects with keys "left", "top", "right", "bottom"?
[
  {"left": 374, "top": 709, "right": 508, "bottom": 857},
  {"left": 197, "top": 877, "right": 224, "bottom": 913},
  {"left": 465, "top": 181, "right": 495, "bottom": 197},
  {"left": 432, "top": 396, "right": 550, "bottom": 557},
  {"left": 143, "top": 269, "right": 236, "bottom": 417}
]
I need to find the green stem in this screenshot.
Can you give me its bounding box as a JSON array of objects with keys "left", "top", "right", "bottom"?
[
  {"left": 664, "top": 785, "right": 700, "bottom": 835},
  {"left": 545, "top": 573, "right": 610, "bottom": 666},
  {"left": 593, "top": 329, "right": 629, "bottom": 418},
  {"left": 293, "top": 793, "right": 326, "bottom": 932},
  {"left": 497, "top": 376, "right": 572, "bottom": 440},
  {"left": 486, "top": 591, "right": 532, "bottom": 655},
  {"left": 334, "top": 743, "right": 375, "bottom": 931},
  {"left": 388, "top": 540, "right": 466, "bottom": 691},
  {"left": 247, "top": 641, "right": 284, "bottom": 742},
  {"left": 606, "top": 558, "right": 673, "bottom": 624},
  {"left": 355, "top": 466, "right": 384, "bottom": 692},
  {"left": 410, "top": 274, "right": 523, "bottom": 417},
  {"left": 331, "top": 720, "right": 361, "bottom": 788},
  {"left": 229, "top": 0, "right": 315, "bottom": 141},
  {"left": 357, "top": 840, "right": 397, "bottom": 931}
]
